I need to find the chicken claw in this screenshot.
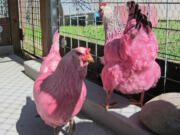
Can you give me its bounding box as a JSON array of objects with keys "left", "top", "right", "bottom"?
[{"left": 66, "top": 118, "right": 76, "bottom": 135}]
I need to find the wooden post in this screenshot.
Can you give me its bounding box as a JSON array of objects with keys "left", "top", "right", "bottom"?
[
  {"left": 40, "top": 0, "right": 52, "bottom": 56},
  {"left": 8, "top": 0, "right": 21, "bottom": 55}
]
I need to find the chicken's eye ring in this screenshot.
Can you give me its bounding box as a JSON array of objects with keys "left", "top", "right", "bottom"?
[{"left": 76, "top": 51, "right": 82, "bottom": 56}]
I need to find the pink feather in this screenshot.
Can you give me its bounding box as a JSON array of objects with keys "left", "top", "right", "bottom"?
[
  {"left": 34, "top": 31, "right": 90, "bottom": 128},
  {"left": 101, "top": 3, "right": 161, "bottom": 95},
  {"left": 39, "top": 30, "right": 61, "bottom": 76}
]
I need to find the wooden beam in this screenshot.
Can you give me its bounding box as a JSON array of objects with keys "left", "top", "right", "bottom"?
[
  {"left": 40, "top": 0, "right": 52, "bottom": 56},
  {"left": 8, "top": 0, "right": 21, "bottom": 55}
]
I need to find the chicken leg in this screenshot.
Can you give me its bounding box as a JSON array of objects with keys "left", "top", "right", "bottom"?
[
  {"left": 53, "top": 127, "right": 59, "bottom": 135},
  {"left": 102, "top": 91, "right": 117, "bottom": 111},
  {"left": 130, "top": 91, "right": 145, "bottom": 107},
  {"left": 66, "top": 118, "right": 76, "bottom": 135}
]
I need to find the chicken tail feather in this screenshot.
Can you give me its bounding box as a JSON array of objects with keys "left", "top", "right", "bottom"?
[{"left": 49, "top": 30, "right": 60, "bottom": 55}]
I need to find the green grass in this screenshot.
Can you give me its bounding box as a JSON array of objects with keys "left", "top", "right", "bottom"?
[
  {"left": 60, "top": 25, "right": 105, "bottom": 45},
  {"left": 23, "top": 20, "right": 180, "bottom": 60},
  {"left": 24, "top": 27, "right": 42, "bottom": 40},
  {"left": 23, "top": 42, "right": 42, "bottom": 56},
  {"left": 22, "top": 27, "right": 42, "bottom": 56},
  {"left": 60, "top": 20, "right": 180, "bottom": 60},
  {"left": 152, "top": 21, "right": 180, "bottom": 60}
]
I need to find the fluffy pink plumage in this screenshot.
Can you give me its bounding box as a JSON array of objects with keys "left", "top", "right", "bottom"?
[
  {"left": 38, "top": 31, "right": 61, "bottom": 76},
  {"left": 34, "top": 31, "right": 92, "bottom": 128},
  {"left": 100, "top": 1, "right": 161, "bottom": 95}
]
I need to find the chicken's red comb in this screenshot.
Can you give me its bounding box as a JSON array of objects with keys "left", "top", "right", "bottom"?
[
  {"left": 100, "top": 2, "right": 107, "bottom": 7},
  {"left": 86, "top": 48, "right": 91, "bottom": 54}
]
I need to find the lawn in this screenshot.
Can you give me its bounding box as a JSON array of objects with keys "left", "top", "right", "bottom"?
[
  {"left": 60, "top": 20, "right": 180, "bottom": 60},
  {"left": 22, "top": 27, "right": 42, "bottom": 57},
  {"left": 23, "top": 20, "right": 180, "bottom": 61}
]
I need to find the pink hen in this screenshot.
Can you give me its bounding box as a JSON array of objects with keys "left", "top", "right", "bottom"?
[
  {"left": 34, "top": 31, "right": 94, "bottom": 135},
  {"left": 99, "top": 1, "right": 161, "bottom": 109}
]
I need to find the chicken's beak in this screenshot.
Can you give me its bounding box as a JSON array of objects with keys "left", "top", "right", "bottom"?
[{"left": 88, "top": 56, "right": 94, "bottom": 63}]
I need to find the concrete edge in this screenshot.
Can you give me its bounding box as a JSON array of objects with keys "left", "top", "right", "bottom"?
[
  {"left": 24, "top": 59, "right": 151, "bottom": 135},
  {"left": 0, "top": 45, "right": 14, "bottom": 56},
  {"left": 82, "top": 99, "right": 150, "bottom": 135},
  {"left": 24, "top": 59, "right": 41, "bottom": 80}
]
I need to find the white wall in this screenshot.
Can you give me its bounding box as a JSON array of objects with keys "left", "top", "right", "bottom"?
[{"left": 91, "top": 0, "right": 180, "bottom": 20}]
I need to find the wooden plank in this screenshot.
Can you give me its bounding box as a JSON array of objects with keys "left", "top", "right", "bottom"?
[
  {"left": 40, "top": 0, "right": 52, "bottom": 56},
  {"left": 8, "top": 0, "right": 21, "bottom": 54}
]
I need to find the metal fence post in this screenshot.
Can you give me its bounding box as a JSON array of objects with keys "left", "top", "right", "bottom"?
[
  {"left": 164, "top": 0, "right": 169, "bottom": 92},
  {"left": 50, "top": 0, "right": 58, "bottom": 40}
]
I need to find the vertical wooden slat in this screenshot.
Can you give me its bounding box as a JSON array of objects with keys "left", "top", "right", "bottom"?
[
  {"left": 8, "top": 0, "right": 21, "bottom": 55},
  {"left": 40, "top": 0, "right": 52, "bottom": 56}
]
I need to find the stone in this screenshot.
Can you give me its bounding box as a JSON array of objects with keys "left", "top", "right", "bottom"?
[{"left": 140, "top": 92, "right": 180, "bottom": 135}]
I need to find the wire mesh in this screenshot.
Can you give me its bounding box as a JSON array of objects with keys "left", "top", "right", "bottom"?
[
  {"left": 0, "top": 0, "right": 11, "bottom": 45},
  {"left": 0, "top": 0, "right": 9, "bottom": 18},
  {"left": 14, "top": 0, "right": 180, "bottom": 96},
  {"left": 57, "top": 0, "right": 180, "bottom": 94},
  {"left": 58, "top": 0, "right": 180, "bottom": 60},
  {"left": 18, "top": 0, "right": 42, "bottom": 57}
]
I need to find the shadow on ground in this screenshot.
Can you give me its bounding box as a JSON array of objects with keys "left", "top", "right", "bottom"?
[
  {"left": 16, "top": 97, "right": 65, "bottom": 135},
  {"left": 16, "top": 97, "right": 110, "bottom": 135}
]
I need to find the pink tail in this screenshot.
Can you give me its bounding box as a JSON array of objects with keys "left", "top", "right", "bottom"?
[{"left": 49, "top": 30, "right": 60, "bottom": 55}]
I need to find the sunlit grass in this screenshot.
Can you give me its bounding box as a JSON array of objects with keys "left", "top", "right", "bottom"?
[
  {"left": 23, "top": 20, "right": 180, "bottom": 60},
  {"left": 60, "top": 20, "right": 180, "bottom": 60}
]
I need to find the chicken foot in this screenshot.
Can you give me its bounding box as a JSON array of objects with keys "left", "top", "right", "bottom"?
[
  {"left": 102, "top": 91, "right": 117, "bottom": 111},
  {"left": 53, "top": 127, "right": 59, "bottom": 135},
  {"left": 129, "top": 91, "right": 145, "bottom": 107},
  {"left": 66, "top": 118, "right": 76, "bottom": 135}
]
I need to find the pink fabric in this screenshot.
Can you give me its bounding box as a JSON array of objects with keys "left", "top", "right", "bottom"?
[
  {"left": 101, "top": 19, "right": 161, "bottom": 94},
  {"left": 34, "top": 31, "right": 87, "bottom": 128},
  {"left": 114, "top": 5, "right": 158, "bottom": 27}
]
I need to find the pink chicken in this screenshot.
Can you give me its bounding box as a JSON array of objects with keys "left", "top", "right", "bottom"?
[
  {"left": 99, "top": 1, "right": 161, "bottom": 110},
  {"left": 34, "top": 31, "right": 94, "bottom": 135}
]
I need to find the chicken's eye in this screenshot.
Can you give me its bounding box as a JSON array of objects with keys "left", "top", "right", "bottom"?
[{"left": 76, "top": 52, "right": 82, "bottom": 56}]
